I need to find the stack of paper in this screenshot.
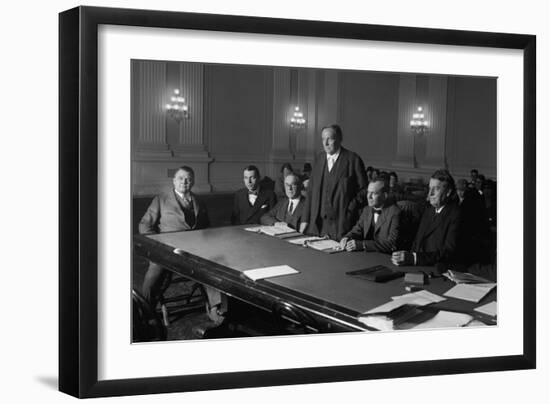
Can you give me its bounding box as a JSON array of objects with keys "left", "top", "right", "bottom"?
[
  {"left": 304, "top": 238, "right": 343, "bottom": 253},
  {"left": 410, "top": 310, "right": 474, "bottom": 329},
  {"left": 243, "top": 225, "right": 300, "bottom": 238},
  {"left": 358, "top": 291, "right": 446, "bottom": 331},
  {"left": 287, "top": 236, "right": 326, "bottom": 245},
  {"left": 358, "top": 303, "right": 423, "bottom": 331},
  {"left": 391, "top": 290, "right": 447, "bottom": 305},
  {"left": 443, "top": 283, "right": 496, "bottom": 303},
  {"left": 475, "top": 301, "right": 497, "bottom": 317},
  {"left": 443, "top": 270, "right": 491, "bottom": 284},
  {"left": 242, "top": 265, "right": 300, "bottom": 281}
]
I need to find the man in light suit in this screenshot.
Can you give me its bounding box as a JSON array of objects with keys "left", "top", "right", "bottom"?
[
  {"left": 392, "top": 169, "right": 461, "bottom": 268},
  {"left": 302, "top": 124, "right": 367, "bottom": 240},
  {"left": 339, "top": 178, "right": 400, "bottom": 254},
  {"left": 139, "top": 166, "right": 210, "bottom": 306},
  {"left": 260, "top": 173, "right": 306, "bottom": 230},
  {"left": 231, "top": 165, "right": 277, "bottom": 225}
]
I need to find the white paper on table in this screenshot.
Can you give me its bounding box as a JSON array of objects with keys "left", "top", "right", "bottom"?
[
  {"left": 305, "top": 239, "right": 343, "bottom": 252},
  {"left": 411, "top": 310, "right": 474, "bottom": 329},
  {"left": 244, "top": 226, "right": 263, "bottom": 232},
  {"left": 475, "top": 301, "right": 497, "bottom": 317},
  {"left": 391, "top": 290, "right": 446, "bottom": 304},
  {"left": 242, "top": 265, "right": 300, "bottom": 281},
  {"left": 287, "top": 236, "right": 325, "bottom": 245},
  {"left": 443, "top": 283, "right": 496, "bottom": 303},
  {"left": 259, "top": 225, "right": 296, "bottom": 236}
]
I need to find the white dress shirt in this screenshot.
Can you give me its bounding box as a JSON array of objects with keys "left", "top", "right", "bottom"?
[{"left": 326, "top": 149, "right": 341, "bottom": 172}]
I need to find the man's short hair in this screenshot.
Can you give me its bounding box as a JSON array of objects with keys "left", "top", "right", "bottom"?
[
  {"left": 373, "top": 177, "right": 389, "bottom": 193},
  {"left": 244, "top": 165, "right": 260, "bottom": 178},
  {"left": 431, "top": 169, "right": 456, "bottom": 192},
  {"left": 389, "top": 171, "right": 398, "bottom": 181},
  {"left": 366, "top": 166, "right": 374, "bottom": 172},
  {"left": 280, "top": 163, "right": 294, "bottom": 174},
  {"left": 321, "top": 124, "right": 343, "bottom": 140},
  {"left": 303, "top": 163, "right": 312, "bottom": 172},
  {"left": 456, "top": 178, "right": 468, "bottom": 190},
  {"left": 176, "top": 165, "right": 194, "bottom": 177},
  {"left": 284, "top": 172, "right": 302, "bottom": 185},
  {"left": 471, "top": 169, "right": 479, "bottom": 175}
]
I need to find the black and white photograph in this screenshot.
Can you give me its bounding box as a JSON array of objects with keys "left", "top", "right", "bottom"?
[
  {"left": 131, "top": 59, "right": 498, "bottom": 342},
  {"left": 50, "top": 2, "right": 541, "bottom": 400}
]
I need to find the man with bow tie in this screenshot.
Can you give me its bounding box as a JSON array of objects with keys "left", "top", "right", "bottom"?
[
  {"left": 260, "top": 173, "right": 306, "bottom": 230},
  {"left": 231, "top": 165, "right": 277, "bottom": 225},
  {"left": 339, "top": 178, "right": 400, "bottom": 254},
  {"left": 139, "top": 166, "right": 210, "bottom": 307},
  {"left": 392, "top": 169, "right": 461, "bottom": 268}
]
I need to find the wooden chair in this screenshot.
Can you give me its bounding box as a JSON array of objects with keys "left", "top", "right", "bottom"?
[{"left": 397, "top": 200, "right": 426, "bottom": 250}]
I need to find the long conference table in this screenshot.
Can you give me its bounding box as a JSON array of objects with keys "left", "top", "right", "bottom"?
[{"left": 133, "top": 225, "right": 496, "bottom": 333}]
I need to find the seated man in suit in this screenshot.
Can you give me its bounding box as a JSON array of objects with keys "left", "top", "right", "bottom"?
[
  {"left": 339, "top": 178, "right": 400, "bottom": 254},
  {"left": 139, "top": 166, "right": 210, "bottom": 306},
  {"left": 260, "top": 173, "right": 306, "bottom": 230},
  {"left": 231, "top": 165, "right": 277, "bottom": 225},
  {"left": 391, "top": 169, "right": 461, "bottom": 268}
]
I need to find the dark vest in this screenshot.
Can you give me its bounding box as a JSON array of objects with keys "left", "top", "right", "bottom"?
[
  {"left": 319, "top": 158, "right": 340, "bottom": 220},
  {"left": 175, "top": 195, "right": 196, "bottom": 228}
]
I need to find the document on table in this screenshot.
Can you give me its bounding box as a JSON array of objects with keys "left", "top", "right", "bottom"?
[
  {"left": 443, "top": 283, "right": 496, "bottom": 303},
  {"left": 244, "top": 225, "right": 298, "bottom": 237},
  {"left": 411, "top": 310, "right": 474, "bottom": 329},
  {"left": 391, "top": 290, "right": 447, "bottom": 305},
  {"left": 287, "top": 236, "right": 326, "bottom": 245},
  {"left": 475, "top": 301, "right": 497, "bottom": 317},
  {"left": 242, "top": 265, "right": 300, "bottom": 281},
  {"left": 364, "top": 290, "right": 444, "bottom": 315},
  {"left": 305, "top": 238, "right": 343, "bottom": 253}
]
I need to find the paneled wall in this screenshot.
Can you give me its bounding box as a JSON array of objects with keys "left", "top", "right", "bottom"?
[
  {"left": 338, "top": 71, "right": 399, "bottom": 168},
  {"left": 446, "top": 77, "right": 497, "bottom": 178},
  {"left": 132, "top": 60, "right": 497, "bottom": 196}
]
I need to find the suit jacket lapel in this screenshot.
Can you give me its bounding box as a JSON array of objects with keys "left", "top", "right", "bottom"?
[
  {"left": 289, "top": 197, "right": 305, "bottom": 228},
  {"left": 365, "top": 208, "right": 374, "bottom": 235},
  {"left": 374, "top": 208, "right": 387, "bottom": 233},
  {"left": 244, "top": 188, "right": 265, "bottom": 222},
  {"left": 170, "top": 190, "right": 192, "bottom": 230},
  {"left": 422, "top": 207, "right": 444, "bottom": 239},
  {"left": 331, "top": 147, "right": 348, "bottom": 185},
  {"left": 191, "top": 193, "right": 200, "bottom": 229}
]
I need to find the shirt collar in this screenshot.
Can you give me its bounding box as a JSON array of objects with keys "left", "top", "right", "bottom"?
[
  {"left": 326, "top": 149, "right": 341, "bottom": 161},
  {"left": 289, "top": 196, "right": 301, "bottom": 204},
  {"left": 435, "top": 205, "right": 445, "bottom": 214},
  {"left": 175, "top": 189, "right": 192, "bottom": 201}
]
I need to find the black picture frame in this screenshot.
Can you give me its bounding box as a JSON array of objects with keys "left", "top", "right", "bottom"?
[{"left": 59, "top": 5, "right": 536, "bottom": 398}]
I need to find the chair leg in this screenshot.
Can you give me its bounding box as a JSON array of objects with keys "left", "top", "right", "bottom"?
[{"left": 161, "top": 303, "right": 170, "bottom": 327}]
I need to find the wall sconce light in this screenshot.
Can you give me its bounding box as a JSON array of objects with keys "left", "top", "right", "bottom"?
[
  {"left": 290, "top": 106, "right": 306, "bottom": 129},
  {"left": 410, "top": 106, "right": 428, "bottom": 134},
  {"left": 165, "top": 89, "right": 189, "bottom": 122}
]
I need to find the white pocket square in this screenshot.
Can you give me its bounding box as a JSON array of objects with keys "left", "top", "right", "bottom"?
[{"left": 261, "top": 204, "right": 268, "bottom": 209}]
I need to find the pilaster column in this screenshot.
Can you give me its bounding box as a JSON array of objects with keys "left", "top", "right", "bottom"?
[
  {"left": 423, "top": 76, "right": 448, "bottom": 170},
  {"left": 392, "top": 75, "right": 416, "bottom": 168},
  {"left": 132, "top": 60, "right": 171, "bottom": 159}
]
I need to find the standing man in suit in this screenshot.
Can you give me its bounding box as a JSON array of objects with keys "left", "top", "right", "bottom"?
[
  {"left": 231, "top": 165, "right": 277, "bottom": 225},
  {"left": 303, "top": 124, "right": 367, "bottom": 240},
  {"left": 260, "top": 173, "right": 306, "bottom": 230},
  {"left": 139, "top": 166, "right": 210, "bottom": 306},
  {"left": 339, "top": 178, "right": 401, "bottom": 254},
  {"left": 391, "top": 169, "right": 461, "bottom": 268}
]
